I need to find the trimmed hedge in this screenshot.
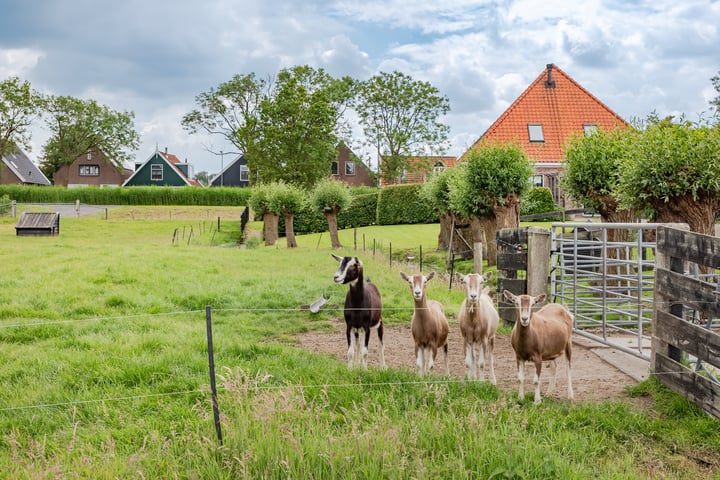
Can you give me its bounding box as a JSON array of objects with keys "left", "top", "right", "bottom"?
[
  {"left": 520, "top": 186, "right": 563, "bottom": 220},
  {"left": 377, "top": 184, "right": 437, "bottom": 225},
  {"left": 0, "top": 185, "right": 251, "bottom": 206}
]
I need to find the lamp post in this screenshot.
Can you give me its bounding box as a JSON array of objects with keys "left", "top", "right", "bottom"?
[{"left": 220, "top": 150, "right": 224, "bottom": 187}]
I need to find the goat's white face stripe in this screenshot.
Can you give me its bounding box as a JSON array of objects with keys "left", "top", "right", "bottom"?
[
  {"left": 333, "top": 256, "right": 358, "bottom": 284},
  {"left": 517, "top": 295, "right": 534, "bottom": 327},
  {"left": 409, "top": 275, "right": 426, "bottom": 300},
  {"left": 464, "top": 274, "right": 482, "bottom": 304}
]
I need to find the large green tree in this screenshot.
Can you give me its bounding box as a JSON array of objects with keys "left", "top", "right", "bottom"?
[
  {"left": 250, "top": 65, "right": 354, "bottom": 189},
  {"left": 353, "top": 71, "right": 450, "bottom": 184},
  {"left": 268, "top": 181, "right": 305, "bottom": 248},
  {"left": 0, "top": 77, "right": 45, "bottom": 159},
  {"left": 562, "top": 126, "right": 638, "bottom": 232},
  {"left": 448, "top": 142, "right": 533, "bottom": 266},
  {"left": 181, "top": 73, "right": 266, "bottom": 158},
  {"left": 40, "top": 95, "right": 139, "bottom": 183},
  {"left": 618, "top": 117, "right": 720, "bottom": 235}
]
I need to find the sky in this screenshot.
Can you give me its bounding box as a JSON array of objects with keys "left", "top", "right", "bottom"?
[{"left": 1, "top": 0, "right": 719, "bottom": 176}]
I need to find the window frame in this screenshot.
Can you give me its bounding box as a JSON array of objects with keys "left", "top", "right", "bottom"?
[
  {"left": 331, "top": 161, "right": 339, "bottom": 176},
  {"left": 583, "top": 123, "right": 598, "bottom": 136},
  {"left": 79, "top": 164, "right": 100, "bottom": 177},
  {"left": 239, "top": 165, "right": 249, "bottom": 182},
  {"left": 344, "top": 160, "right": 355, "bottom": 176},
  {"left": 528, "top": 123, "right": 545, "bottom": 143},
  {"left": 151, "top": 164, "right": 163, "bottom": 181}
]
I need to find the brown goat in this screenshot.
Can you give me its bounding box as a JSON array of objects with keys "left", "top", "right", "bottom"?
[
  {"left": 503, "top": 290, "right": 574, "bottom": 404},
  {"left": 400, "top": 271, "right": 449, "bottom": 376},
  {"left": 456, "top": 272, "right": 498, "bottom": 383}
]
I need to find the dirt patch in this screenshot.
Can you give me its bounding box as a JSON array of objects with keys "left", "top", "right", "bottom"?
[{"left": 296, "top": 318, "right": 644, "bottom": 403}]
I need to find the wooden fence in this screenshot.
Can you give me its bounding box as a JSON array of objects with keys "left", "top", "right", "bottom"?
[{"left": 652, "top": 225, "right": 720, "bottom": 418}]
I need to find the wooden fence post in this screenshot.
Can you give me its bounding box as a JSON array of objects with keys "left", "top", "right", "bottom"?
[{"left": 527, "top": 227, "right": 550, "bottom": 298}]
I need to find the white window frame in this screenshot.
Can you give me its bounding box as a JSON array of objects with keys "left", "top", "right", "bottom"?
[
  {"left": 151, "top": 164, "right": 163, "bottom": 181},
  {"left": 583, "top": 123, "right": 598, "bottom": 136},
  {"left": 331, "top": 161, "right": 339, "bottom": 175},
  {"left": 528, "top": 123, "right": 544, "bottom": 142},
  {"left": 345, "top": 160, "right": 355, "bottom": 176},
  {"left": 239, "top": 165, "right": 249, "bottom": 182},
  {"left": 79, "top": 164, "right": 100, "bottom": 176}
]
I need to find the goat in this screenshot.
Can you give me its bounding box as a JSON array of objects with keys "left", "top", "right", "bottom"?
[
  {"left": 399, "top": 271, "right": 449, "bottom": 376},
  {"left": 456, "top": 272, "right": 498, "bottom": 384},
  {"left": 332, "top": 254, "right": 385, "bottom": 369},
  {"left": 503, "top": 290, "right": 574, "bottom": 404}
]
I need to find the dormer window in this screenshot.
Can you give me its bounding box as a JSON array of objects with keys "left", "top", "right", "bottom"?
[
  {"left": 583, "top": 124, "right": 598, "bottom": 136},
  {"left": 528, "top": 124, "right": 544, "bottom": 142},
  {"left": 432, "top": 161, "right": 446, "bottom": 175}
]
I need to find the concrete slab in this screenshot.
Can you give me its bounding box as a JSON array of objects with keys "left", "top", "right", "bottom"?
[{"left": 573, "top": 335, "right": 650, "bottom": 383}]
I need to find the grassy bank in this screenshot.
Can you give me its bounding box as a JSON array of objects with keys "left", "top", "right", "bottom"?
[{"left": 0, "top": 207, "right": 717, "bottom": 478}]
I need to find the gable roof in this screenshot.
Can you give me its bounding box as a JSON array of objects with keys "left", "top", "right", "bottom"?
[
  {"left": 382, "top": 155, "right": 458, "bottom": 186},
  {"left": 463, "top": 64, "right": 629, "bottom": 164},
  {"left": 122, "top": 148, "right": 202, "bottom": 187},
  {"left": 1, "top": 147, "right": 51, "bottom": 185}
]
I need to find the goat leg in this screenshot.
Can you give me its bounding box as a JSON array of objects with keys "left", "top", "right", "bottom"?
[{"left": 533, "top": 359, "right": 543, "bottom": 405}]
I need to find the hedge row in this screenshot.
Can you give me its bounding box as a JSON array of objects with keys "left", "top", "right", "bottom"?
[{"left": 0, "top": 185, "right": 251, "bottom": 206}]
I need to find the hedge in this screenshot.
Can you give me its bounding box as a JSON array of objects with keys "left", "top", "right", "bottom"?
[{"left": 376, "top": 184, "right": 437, "bottom": 225}]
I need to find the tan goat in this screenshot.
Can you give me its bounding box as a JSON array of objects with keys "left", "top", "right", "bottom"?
[
  {"left": 456, "top": 272, "right": 498, "bottom": 383},
  {"left": 400, "top": 271, "right": 449, "bottom": 376},
  {"left": 503, "top": 290, "right": 574, "bottom": 404}
]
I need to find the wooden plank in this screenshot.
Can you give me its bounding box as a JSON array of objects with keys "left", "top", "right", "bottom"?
[
  {"left": 655, "top": 310, "right": 720, "bottom": 369},
  {"left": 498, "top": 278, "right": 525, "bottom": 295},
  {"left": 497, "top": 252, "right": 527, "bottom": 271},
  {"left": 654, "top": 353, "right": 720, "bottom": 418},
  {"left": 655, "top": 268, "right": 720, "bottom": 318},
  {"left": 657, "top": 226, "right": 720, "bottom": 268},
  {"left": 497, "top": 227, "right": 527, "bottom": 245}
]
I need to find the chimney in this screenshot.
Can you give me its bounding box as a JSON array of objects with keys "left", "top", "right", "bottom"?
[{"left": 545, "top": 63, "right": 556, "bottom": 88}]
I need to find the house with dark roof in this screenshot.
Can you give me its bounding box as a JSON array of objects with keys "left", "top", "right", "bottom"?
[
  {"left": 380, "top": 155, "right": 458, "bottom": 186},
  {"left": 0, "top": 147, "right": 51, "bottom": 186},
  {"left": 123, "top": 148, "right": 202, "bottom": 187},
  {"left": 54, "top": 147, "right": 133, "bottom": 187},
  {"left": 210, "top": 154, "right": 250, "bottom": 187},
  {"left": 332, "top": 144, "right": 376, "bottom": 187},
  {"left": 462, "top": 64, "right": 629, "bottom": 204}
]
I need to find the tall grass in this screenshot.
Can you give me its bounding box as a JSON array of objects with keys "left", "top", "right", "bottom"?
[{"left": 0, "top": 207, "right": 717, "bottom": 479}]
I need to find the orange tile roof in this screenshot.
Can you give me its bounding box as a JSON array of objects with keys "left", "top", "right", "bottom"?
[
  {"left": 463, "top": 64, "right": 629, "bottom": 164},
  {"left": 383, "top": 155, "right": 459, "bottom": 185}
]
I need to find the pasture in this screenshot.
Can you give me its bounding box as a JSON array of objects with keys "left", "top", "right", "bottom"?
[{"left": 0, "top": 206, "right": 718, "bottom": 479}]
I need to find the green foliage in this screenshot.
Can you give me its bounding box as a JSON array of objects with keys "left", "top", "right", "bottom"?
[
  {"left": 354, "top": 71, "right": 450, "bottom": 184},
  {"left": 40, "top": 95, "right": 140, "bottom": 183},
  {"left": 267, "top": 181, "right": 305, "bottom": 215},
  {"left": 0, "top": 194, "right": 10, "bottom": 215},
  {"left": 308, "top": 178, "right": 351, "bottom": 215},
  {"left": 421, "top": 167, "right": 457, "bottom": 214},
  {"left": 520, "top": 187, "right": 559, "bottom": 217},
  {"left": 338, "top": 192, "right": 378, "bottom": 229},
  {"left": 618, "top": 119, "right": 720, "bottom": 213},
  {"left": 711, "top": 71, "right": 720, "bottom": 115},
  {"left": 0, "top": 76, "right": 45, "bottom": 158},
  {"left": 376, "top": 184, "right": 436, "bottom": 225},
  {"left": 562, "top": 127, "right": 634, "bottom": 213},
  {"left": 0, "top": 185, "right": 250, "bottom": 206},
  {"left": 449, "top": 142, "right": 533, "bottom": 218},
  {"left": 247, "top": 182, "right": 274, "bottom": 215}
]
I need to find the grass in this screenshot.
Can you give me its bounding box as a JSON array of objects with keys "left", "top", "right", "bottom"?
[{"left": 0, "top": 206, "right": 718, "bottom": 479}]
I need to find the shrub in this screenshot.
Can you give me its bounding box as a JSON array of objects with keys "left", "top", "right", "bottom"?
[{"left": 377, "top": 184, "right": 436, "bottom": 225}]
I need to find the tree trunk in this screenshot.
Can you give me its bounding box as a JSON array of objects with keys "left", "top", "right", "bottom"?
[
  {"left": 437, "top": 212, "right": 453, "bottom": 251},
  {"left": 651, "top": 193, "right": 720, "bottom": 236},
  {"left": 263, "top": 212, "right": 279, "bottom": 246},
  {"left": 325, "top": 209, "right": 342, "bottom": 249},
  {"left": 283, "top": 212, "right": 297, "bottom": 248}
]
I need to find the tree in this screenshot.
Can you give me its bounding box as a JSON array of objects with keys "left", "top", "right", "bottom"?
[
  {"left": 354, "top": 71, "right": 450, "bottom": 184},
  {"left": 268, "top": 181, "right": 305, "bottom": 248},
  {"left": 40, "top": 95, "right": 139, "bottom": 183},
  {"left": 181, "top": 73, "right": 266, "bottom": 158},
  {"left": 250, "top": 65, "right": 354, "bottom": 188},
  {"left": 618, "top": 117, "right": 720, "bottom": 236},
  {"left": 421, "top": 167, "right": 465, "bottom": 251},
  {"left": 562, "top": 126, "right": 638, "bottom": 238},
  {"left": 710, "top": 71, "right": 720, "bottom": 115},
  {"left": 448, "top": 142, "right": 533, "bottom": 266},
  {"left": 309, "top": 178, "right": 351, "bottom": 249},
  {"left": 0, "top": 76, "right": 45, "bottom": 159},
  {"left": 248, "top": 183, "right": 279, "bottom": 246},
  {"left": 194, "top": 171, "right": 211, "bottom": 187}
]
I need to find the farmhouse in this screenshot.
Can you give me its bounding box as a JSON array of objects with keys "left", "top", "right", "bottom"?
[
  {"left": 0, "top": 147, "right": 51, "bottom": 186},
  {"left": 54, "top": 147, "right": 133, "bottom": 187},
  {"left": 462, "top": 63, "right": 630, "bottom": 205},
  {"left": 123, "top": 147, "right": 202, "bottom": 187}
]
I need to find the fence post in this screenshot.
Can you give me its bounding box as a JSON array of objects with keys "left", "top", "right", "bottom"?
[
  {"left": 11, "top": 200, "right": 16, "bottom": 218},
  {"left": 527, "top": 227, "right": 550, "bottom": 298},
  {"left": 473, "top": 242, "right": 483, "bottom": 273},
  {"left": 205, "top": 306, "right": 223, "bottom": 445}
]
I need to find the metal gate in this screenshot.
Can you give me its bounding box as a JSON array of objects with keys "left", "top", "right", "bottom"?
[{"left": 550, "top": 222, "right": 660, "bottom": 360}]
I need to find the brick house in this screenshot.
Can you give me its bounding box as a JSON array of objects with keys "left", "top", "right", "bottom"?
[
  {"left": 331, "top": 143, "right": 376, "bottom": 187},
  {"left": 54, "top": 147, "right": 132, "bottom": 187},
  {"left": 0, "top": 147, "right": 51, "bottom": 186},
  {"left": 381, "top": 155, "right": 459, "bottom": 186},
  {"left": 462, "top": 64, "right": 629, "bottom": 205}
]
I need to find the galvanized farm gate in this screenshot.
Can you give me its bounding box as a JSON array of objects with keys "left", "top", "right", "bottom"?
[{"left": 652, "top": 225, "right": 720, "bottom": 418}]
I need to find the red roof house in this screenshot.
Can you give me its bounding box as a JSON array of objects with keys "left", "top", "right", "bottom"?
[
  {"left": 462, "top": 64, "right": 629, "bottom": 204},
  {"left": 381, "top": 155, "right": 459, "bottom": 186}
]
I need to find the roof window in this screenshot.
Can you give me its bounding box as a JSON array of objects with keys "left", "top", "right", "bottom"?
[{"left": 528, "top": 123, "right": 544, "bottom": 142}]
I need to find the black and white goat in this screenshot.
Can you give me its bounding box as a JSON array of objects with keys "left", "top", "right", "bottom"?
[{"left": 332, "top": 254, "right": 386, "bottom": 368}]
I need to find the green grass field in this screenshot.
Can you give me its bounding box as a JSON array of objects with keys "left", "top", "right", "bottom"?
[{"left": 0, "top": 207, "right": 717, "bottom": 479}]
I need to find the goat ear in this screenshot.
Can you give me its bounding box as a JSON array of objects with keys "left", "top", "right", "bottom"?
[
  {"left": 503, "top": 290, "right": 515, "bottom": 302},
  {"left": 399, "top": 271, "right": 408, "bottom": 281},
  {"left": 535, "top": 293, "right": 547, "bottom": 304},
  {"left": 426, "top": 271, "right": 436, "bottom": 281},
  {"left": 483, "top": 271, "right": 493, "bottom": 282},
  {"left": 454, "top": 272, "right": 464, "bottom": 282}
]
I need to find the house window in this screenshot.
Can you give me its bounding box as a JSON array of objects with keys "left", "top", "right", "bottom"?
[
  {"left": 530, "top": 174, "right": 544, "bottom": 187},
  {"left": 345, "top": 161, "right": 355, "bottom": 176},
  {"left": 87, "top": 151, "right": 92, "bottom": 160},
  {"left": 583, "top": 123, "right": 598, "bottom": 136},
  {"left": 528, "top": 123, "right": 544, "bottom": 142},
  {"left": 239, "top": 165, "right": 249, "bottom": 182},
  {"left": 432, "top": 161, "right": 446, "bottom": 176},
  {"left": 151, "top": 164, "right": 163, "bottom": 181},
  {"left": 331, "top": 161, "right": 339, "bottom": 175},
  {"left": 79, "top": 164, "right": 99, "bottom": 176}
]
